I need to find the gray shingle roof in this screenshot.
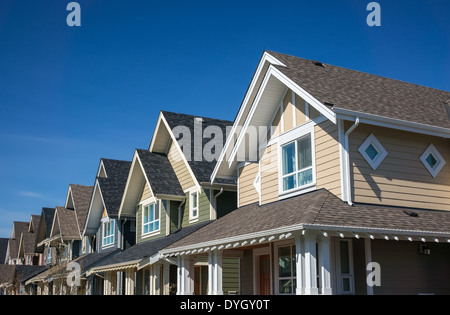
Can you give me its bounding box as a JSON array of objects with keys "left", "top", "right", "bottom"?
[
  {"left": 54, "top": 207, "right": 80, "bottom": 239},
  {"left": 97, "top": 159, "right": 131, "bottom": 217},
  {"left": 136, "top": 149, "right": 184, "bottom": 197},
  {"left": 161, "top": 111, "right": 235, "bottom": 184},
  {"left": 0, "top": 238, "right": 9, "bottom": 264},
  {"left": 165, "top": 189, "right": 450, "bottom": 250},
  {"left": 69, "top": 184, "right": 94, "bottom": 232},
  {"left": 267, "top": 51, "right": 450, "bottom": 130}
]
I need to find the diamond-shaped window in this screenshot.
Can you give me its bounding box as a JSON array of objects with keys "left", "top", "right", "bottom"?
[
  {"left": 420, "top": 144, "right": 446, "bottom": 178},
  {"left": 358, "top": 134, "right": 388, "bottom": 170}
]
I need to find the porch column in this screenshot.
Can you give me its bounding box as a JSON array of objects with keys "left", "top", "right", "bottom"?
[
  {"left": 208, "top": 251, "right": 214, "bottom": 295},
  {"left": 318, "top": 235, "right": 332, "bottom": 295},
  {"left": 183, "top": 256, "right": 194, "bottom": 295},
  {"left": 295, "top": 235, "right": 305, "bottom": 295},
  {"left": 163, "top": 263, "right": 170, "bottom": 295},
  {"left": 176, "top": 256, "right": 183, "bottom": 295},
  {"left": 304, "top": 232, "right": 319, "bottom": 295},
  {"left": 213, "top": 250, "right": 223, "bottom": 295},
  {"left": 125, "top": 269, "right": 135, "bottom": 295},
  {"left": 153, "top": 263, "right": 161, "bottom": 295}
]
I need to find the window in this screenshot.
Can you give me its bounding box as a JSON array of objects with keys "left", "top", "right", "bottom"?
[
  {"left": 277, "top": 245, "right": 296, "bottom": 294},
  {"left": 190, "top": 192, "right": 199, "bottom": 219},
  {"left": 358, "top": 134, "right": 387, "bottom": 170},
  {"left": 102, "top": 219, "right": 115, "bottom": 247},
  {"left": 281, "top": 134, "right": 313, "bottom": 192},
  {"left": 420, "top": 144, "right": 446, "bottom": 178},
  {"left": 143, "top": 203, "right": 160, "bottom": 235}
]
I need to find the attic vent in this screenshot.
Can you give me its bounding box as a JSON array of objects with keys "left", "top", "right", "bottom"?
[
  {"left": 323, "top": 102, "right": 334, "bottom": 107},
  {"left": 403, "top": 210, "right": 419, "bottom": 217},
  {"left": 312, "top": 60, "right": 324, "bottom": 67}
]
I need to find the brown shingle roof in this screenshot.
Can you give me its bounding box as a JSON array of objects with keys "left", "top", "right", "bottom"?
[
  {"left": 54, "top": 207, "right": 81, "bottom": 239},
  {"left": 164, "top": 189, "right": 450, "bottom": 251},
  {"left": 69, "top": 184, "right": 94, "bottom": 233},
  {"left": 267, "top": 51, "right": 450, "bottom": 130}
]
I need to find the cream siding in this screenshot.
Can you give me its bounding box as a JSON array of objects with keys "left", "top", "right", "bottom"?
[
  {"left": 315, "top": 120, "right": 341, "bottom": 198},
  {"left": 167, "top": 140, "right": 196, "bottom": 191},
  {"left": 238, "top": 163, "right": 260, "bottom": 207},
  {"left": 140, "top": 181, "right": 152, "bottom": 202},
  {"left": 349, "top": 123, "right": 450, "bottom": 211},
  {"left": 260, "top": 144, "right": 279, "bottom": 205},
  {"left": 282, "top": 91, "right": 294, "bottom": 132}
]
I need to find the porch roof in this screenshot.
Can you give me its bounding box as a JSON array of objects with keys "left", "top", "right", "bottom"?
[{"left": 160, "top": 189, "right": 450, "bottom": 255}]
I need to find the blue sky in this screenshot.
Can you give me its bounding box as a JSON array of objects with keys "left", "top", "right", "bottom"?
[{"left": 0, "top": 0, "right": 448, "bottom": 238}]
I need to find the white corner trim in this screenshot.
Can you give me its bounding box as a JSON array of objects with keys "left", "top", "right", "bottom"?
[{"left": 420, "top": 143, "right": 446, "bottom": 178}]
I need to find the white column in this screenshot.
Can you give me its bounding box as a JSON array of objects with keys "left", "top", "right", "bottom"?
[
  {"left": 295, "top": 235, "right": 305, "bottom": 295},
  {"left": 153, "top": 263, "right": 161, "bottom": 295},
  {"left": 214, "top": 250, "right": 223, "bottom": 295},
  {"left": 208, "top": 251, "right": 214, "bottom": 295},
  {"left": 365, "top": 238, "right": 374, "bottom": 295},
  {"left": 163, "top": 263, "right": 170, "bottom": 295},
  {"left": 176, "top": 256, "right": 183, "bottom": 295},
  {"left": 183, "top": 256, "right": 194, "bottom": 295},
  {"left": 304, "top": 232, "right": 319, "bottom": 295},
  {"left": 318, "top": 235, "right": 332, "bottom": 295}
]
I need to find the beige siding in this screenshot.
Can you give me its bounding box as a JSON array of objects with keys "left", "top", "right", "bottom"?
[
  {"left": 350, "top": 123, "right": 450, "bottom": 211},
  {"left": 140, "top": 181, "right": 152, "bottom": 202},
  {"left": 167, "top": 140, "right": 196, "bottom": 191},
  {"left": 260, "top": 144, "right": 279, "bottom": 205},
  {"left": 283, "top": 90, "right": 294, "bottom": 132},
  {"left": 315, "top": 120, "right": 341, "bottom": 197},
  {"left": 239, "top": 163, "right": 260, "bottom": 207},
  {"left": 294, "top": 94, "right": 307, "bottom": 126},
  {"left": 271, "top": 109, "right": 281, "bottom": 138}
]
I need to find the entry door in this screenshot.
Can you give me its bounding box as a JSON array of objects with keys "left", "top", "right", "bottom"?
[
  {"left": 260, "top": 255, "right": 271, "bottom": 295},
  {"left": 334, "top": 239, "right": 355, "bottom": 294}
]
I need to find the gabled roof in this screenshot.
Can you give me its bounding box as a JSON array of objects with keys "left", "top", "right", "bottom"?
[
  {"left": 161, "top": 189, "right": 450, "bottom": 254},
  {"left": 118, "top": 150, "right": 184, "bottom": 218},
  {"left": 51, "top": 207, "right": 80, "bottom": 240},
  {"left": 150, "top": 111, "right": 235, "bottom": 187},
  {"left": 267, "top": 51, "right": 450, "bottom": 130},
  {"left": 8, "top": 222, "right": 29, "bottom": 259},
  {"left": 0, "top": 238, "right": 9, "bottom": 264},
  {"left": 0, "top": 264, "right": 15, "bottom": 287},
  {"left": 66, "top": 184, "right": 94, "bottom": 234},
  {"left": 35, "top": 207, "right": 56, "bottom": 252},
  {"left": 84, "top": 158, "right": 131, "bottom": 235}
]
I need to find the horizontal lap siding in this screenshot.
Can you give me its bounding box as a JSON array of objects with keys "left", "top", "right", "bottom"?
[
  {"left": 315, "top": 120, "right": 341, "bottom": 197},
  {"left": 167, "top": 141, "right": 196, "bottom": 191},
  {"left": 223, "top": 258, "right": 240, "bottom": 295},
  {"left": 261, "top": 144, "right": 279, "bottom": 205},
  {"left": 181, "top": 188, "right": 210, "bottom": 227},
  {"left": 239, "top": 163, "right": 259, "bottom": 207},
  {"left": 350, "top": 124, "right": 450, "bottom": 211}
]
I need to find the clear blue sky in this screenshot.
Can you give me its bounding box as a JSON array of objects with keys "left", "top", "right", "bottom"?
[{"left": 0, "top": 0, "right": 449, "bottom": 238}]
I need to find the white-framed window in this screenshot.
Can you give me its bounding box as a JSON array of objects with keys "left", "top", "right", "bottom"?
[
  {"left": 334, "top": 239, "right": 355, "bottom": 295},
  {"left": 420, "top": 144, "right": 446, "bottom": 178},
  {"left": 190, "top": 191, "right": 199, "bottom": 220},
  {"left": 281, "top": 133, "right": 314, "bottom": 192},
  {"left": 275, "top": 242, "right": 296, "bottom": 295},
  {"left": 102, "top": 219, "right": 115, "bottom": 247},
  {"left": 358, "top": 133, "right": 387, "bottom": 170},
  {"left": 142, "top": 203, "right": 160, "bottom": 235}
]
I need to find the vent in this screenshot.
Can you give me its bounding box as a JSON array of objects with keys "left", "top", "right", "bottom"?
[
  {"left": 403, "top": 210, "right": 419, "bottom": 217},
  {"left": 312, "top": 60, "right": 324, "bottom": 67}
]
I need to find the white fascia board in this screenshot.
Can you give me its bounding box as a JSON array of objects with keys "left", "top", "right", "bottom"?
[
  {"left": 149, "top": 111, "right": 164, "bottom": 152},
  {"left": 82, "top": 180, "right": 102, "bottom": 236},
  {"left": 228, "top": 65, "right": 337, "bottom": 166},
  {"left": 210, "top": 52, "right": 287, "bottom": 184},
  {"left": 334, "top": 107, "right": 450, "bottom": 139},
  {"left": 118, "top": 150, "right": 140, "bottom": 219},
  {"left": 64, "top": 186, "right": 73, "bottom": 209}
]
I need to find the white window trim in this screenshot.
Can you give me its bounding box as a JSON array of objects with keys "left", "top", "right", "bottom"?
[
  {"left": 278, "top": 122, "right": 317, "bottom": 198},
  {"left": 101, "top": 218, "right": 115, "bottom": 248},
  {"left": 142, "top": 202, "right": 161, "bottom": 237},
  {"left": 420, "top": 143, "right": 446, "bottom": 178},
  {"left": 357, "top": 133, "right": 388, "bottom": 170},
  {"left": 333, "top": 238, "right": 355, "bottom": 295},
  {"left": 274, "top": 239, "right": 296, "bottom": 295},
  {"left": 189, "top": 190, "right": 199, "bottom": 222}
]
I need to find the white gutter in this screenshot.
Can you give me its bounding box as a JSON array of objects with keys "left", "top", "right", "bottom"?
[{"left": 343, "top": 116, "right": 360, "bottom": 205}]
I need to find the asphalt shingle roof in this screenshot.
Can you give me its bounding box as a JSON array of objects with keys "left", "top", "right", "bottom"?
[
  {"left": 69, "top": 184, "right": 94, "bottom": 232},
  {"left": 267, "top": 51, "right": 450, "bottom": 130},
  {"left": 136, "top": 149, "right": 184, "bottom": 197}
]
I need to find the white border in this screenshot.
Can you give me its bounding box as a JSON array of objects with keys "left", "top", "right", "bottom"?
[{"left": 420, "top": 143, "right": 446, "bottom": 178}]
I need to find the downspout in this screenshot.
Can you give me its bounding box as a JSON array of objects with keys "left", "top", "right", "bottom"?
[
  {"left": 213, "top": 188, "right": 224, "bottom": 220},
  {"left": 344, "top": 117, "right": 360, "bottom": 205}
]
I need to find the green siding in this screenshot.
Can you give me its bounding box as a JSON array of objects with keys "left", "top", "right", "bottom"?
[
  {"left": 181, "top": 188, "right": 211, "bottom": 227},
  {"left": 223, "top": 258, "right": 240, "bottom": 295}
]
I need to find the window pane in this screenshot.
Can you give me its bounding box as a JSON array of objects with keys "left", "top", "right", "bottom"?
[
  {"left": 155, "top": 221, "right": 159, "bottom": 231},
  {"left": 282, "top": 142, "right": 296, "bottom": 175},
  {"left": 279, "top": 280, "right": 292, "bottom": 294},
  {"left": 155, "top": 205, "right": 159, "bottom": 220},
  {"left": 149, "top": 206, "right": 154, "bottom": 221},
  {"left": 426, "top": 153, "right": 438, "bottom": 168},
  {"left": 298, "top": 168, "right": 313, "bottom": 186},
  {"left": 292, "top": 245, "right": 296, "bottom": 277},
  {"left": 144, "top": 206, "right": 149, "bottom": 223},
  {"left": 340, "top": 241, "right": 350, "bottom": 274},
  {"left": 278, "top": 246, "right": 292, "bottom": 278},
  {"left": 192, "top": 193, "right": 198, "bottom": 208},
  {"left": 342, "top": 278, "right": 351, "bottom": 292},
  {"left": 283, "top": 174, "right": 296, "bottom": 191},
  {"left": 143, "top": 224, "right": 149, "bottom": 234},
  {"left": 297, "top": 135, "right": 312, "bottom": 170},
  {"left": 365, "top": 144, "right": 378, "bottom": 161}
]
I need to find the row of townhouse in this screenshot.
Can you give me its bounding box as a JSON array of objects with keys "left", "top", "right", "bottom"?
[{"left": 1, "top": 50, "right": 450, "bottom": 295}]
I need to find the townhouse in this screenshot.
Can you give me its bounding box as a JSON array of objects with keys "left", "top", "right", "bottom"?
[
  {"left": 159, "top": 51, "right": 450, "bottom": 295},
  {"left": 87, "top": 111, "right": 238, "bottom": 295},
  {"left": 1, "top": 50, "right": 449, "bottom": 296}
]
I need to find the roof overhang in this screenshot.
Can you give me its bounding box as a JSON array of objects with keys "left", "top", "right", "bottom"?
[
  {"left": 334, "top": 107, "right": 450, "bottom": 139},
  {"left": 86, "top": 260, "right": 141, "bottom": 276},
  {"left": 83, "top": 180, "right": 106, "bottom": 236}
]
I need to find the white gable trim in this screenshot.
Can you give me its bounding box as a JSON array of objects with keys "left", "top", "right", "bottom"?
[{"left": 227, "top": 64, "right": 337, "bottom": 166}]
